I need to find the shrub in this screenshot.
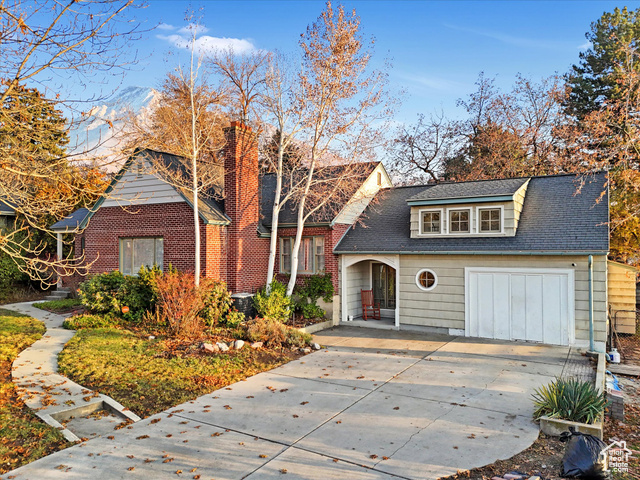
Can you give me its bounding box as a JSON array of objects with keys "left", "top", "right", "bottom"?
[
  {"left": 78, "top": 270, "right": 124, "bottom": 313},
  {"left": 299, "top": 302, "right": 325, "bottom": 320},
  {"left": 222, "top": 309, "right": 245, "bottom": 329},
  {"left": 200, "top": 279, "right": 233, "bottom": 331},
  {"left": 153, "top": 271, "right": 232, "bottom": 338},
  {"left": 254, "top": 280, "right": 292, "bottom": 322},
  {"left": 293, "top": 273, "right": 334, "bottom": 320},
  {"left": 0, "top": 253, "right": 29, "bottom": 301},
  {"left": 78, "top": 266, "right": 161, "bottom": 320},
  {"left": 63, "top": 314, "right": 120, "bottom": 330},
  {"left": 532, "top": 378, "right": 608, "bottom": 424},
  {"left": 246, "top": 317, "right": 312, "bottom": 348}
]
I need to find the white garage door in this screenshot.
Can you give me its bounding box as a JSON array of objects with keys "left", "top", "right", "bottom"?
[{"left": 465, "top": 267, "right": 574, "bottom": 345}]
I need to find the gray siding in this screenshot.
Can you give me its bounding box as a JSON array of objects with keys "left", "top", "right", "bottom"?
[
  {"left": 102, "top": 159, "right": 185, "bottom": 207},
  {"left": 346, "top": 261, "right": 369, "bottom": 318},
  {"left": 398, "top": 254, "right": 608, "bottom": 345}
]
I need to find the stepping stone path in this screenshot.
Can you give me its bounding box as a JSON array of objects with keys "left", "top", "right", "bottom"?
[{"left": 5, "top": 302, "right": 140, "bottom": 442}]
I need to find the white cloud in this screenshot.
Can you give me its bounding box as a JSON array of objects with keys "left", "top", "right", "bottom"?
[
  {"left": 156, "top": 23, "right": 176, "bottom": 31},
  {"left": 157, "top": 24, "right": 256, "bottom": 56},
  {"left": 443, "top": 23, "right": 568, "bottom": 50},
  {"left": 578, "top": 41, "right": 592, "bottom": 51},
  {"left": 394, "top": 71, "right": 467, "bottom": 92}
]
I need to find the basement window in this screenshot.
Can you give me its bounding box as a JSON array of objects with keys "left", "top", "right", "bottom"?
[{"left": 119, "top": 237, "right": 163, "bottom": 275}]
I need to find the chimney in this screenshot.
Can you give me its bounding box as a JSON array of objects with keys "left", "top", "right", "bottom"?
[{"left": 223, "top": 121, "right": 260, "bottom": 293}]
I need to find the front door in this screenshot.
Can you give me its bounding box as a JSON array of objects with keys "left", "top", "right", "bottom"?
[{"left": 372, "top": 262, "right": 396, "bottom": 309}]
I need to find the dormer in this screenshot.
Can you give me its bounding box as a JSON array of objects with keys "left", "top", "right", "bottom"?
[{"left": 407, "top": 178, "right": 530, "bottom": 238}]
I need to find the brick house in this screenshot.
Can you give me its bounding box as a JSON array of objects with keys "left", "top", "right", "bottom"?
[{"left": 52, "top": 122, "right": 391, "bottom": 318}]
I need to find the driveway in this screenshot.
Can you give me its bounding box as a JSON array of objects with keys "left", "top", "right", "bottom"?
[{"left": 3, "top": 327, "right": 572, "bottom": 480}]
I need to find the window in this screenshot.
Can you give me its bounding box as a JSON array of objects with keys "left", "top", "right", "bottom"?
[
  {"left": 280, "top": 236, "right": 325, "bottom": 274},
  {"left": 421, "top": 210, "right": 441, "bottom": 234},
  {"left": 377, "top": 171, "right": 382, "bottom": 186},
  {"left": 119, "top": 237, "right": 163, "bottom": 275},
  {"left": 479, "top": 208, "right": 501, "bottom": 233},
  {"left": 416, "top": 269, "right": 437, "bottom": 291},
  {"left": 449, "top": 209, "right": 470, "bottom": 233}
]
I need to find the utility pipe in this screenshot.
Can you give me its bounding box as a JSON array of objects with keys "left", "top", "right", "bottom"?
[{"left": 588, "top": 255, "right": 594, "bottom": 352}]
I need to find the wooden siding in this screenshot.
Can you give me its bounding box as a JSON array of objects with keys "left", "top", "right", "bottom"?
[
  {"left": 346, "top": 261, "right": 369, "bottom": 318},
  {"left": 102, "top": 159, "right": 185, "bottom": 207},
  {"left": 410, "top": 201, "right": 517, "bottom": 238},
  {"left": 608, "top": 260, "right": 638, "bottom": 334},
  {"left": 333, "top": 164, "right": 392, "bottom": 225},
  {"left": 397, "top": 254, "right": 608, "bottom": 345},
  {"left": 513, "top": 179, "right": 529, "bottom": 229}
]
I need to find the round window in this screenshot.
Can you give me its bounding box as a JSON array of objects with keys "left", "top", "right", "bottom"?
[{"left": 416, "top": 269, "right": 437, "bottom": 291}]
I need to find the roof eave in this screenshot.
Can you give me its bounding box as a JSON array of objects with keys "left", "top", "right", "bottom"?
[
  {"left": 333, "top": 249, "right": 610, "bottom": 256},
  {"left": 407, "top": 194, "right": 515, "bottom": 207}
]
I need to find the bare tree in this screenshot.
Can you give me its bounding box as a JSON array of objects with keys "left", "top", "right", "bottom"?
[
  {"left": 125, "top": 20, "right": 228, "bottom": 285},
  {"left": 0, "top": 0, "right": 142, "bottom": 284},
  {"left": 286, "top": 1, "right": 393, "bottom": 295},
  {"left": 388, "top": 113, "right": 457, "bottom": 184}
]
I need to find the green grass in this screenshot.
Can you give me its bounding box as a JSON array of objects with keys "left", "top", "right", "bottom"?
[
  {"left": 0, "top": 308, "right": 70, "bottom": 474},
  {"left": 58, "top": 328, "right": 296, "bottom": 418},
  {"left": 33, "top": 298, "right": 82, "bottom": 313}
]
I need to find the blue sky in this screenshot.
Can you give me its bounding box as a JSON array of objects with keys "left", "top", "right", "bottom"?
[{"left": 112, "top": 1, "right": 639, "bottom": 123}]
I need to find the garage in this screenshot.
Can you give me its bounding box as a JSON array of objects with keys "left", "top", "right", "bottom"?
[{"left": 465, "top": 267, "right": 575, "bottom": 345}]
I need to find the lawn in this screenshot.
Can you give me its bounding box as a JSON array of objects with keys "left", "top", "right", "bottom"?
[
  {"left": 0, "top": 308, "right": 70, "bottom": 474},
  {"left": 33, "top": 298, "right": 82, "bottom": 314},
  {"left": 58, "top": 327, "right": 301, "bottom": 418}
]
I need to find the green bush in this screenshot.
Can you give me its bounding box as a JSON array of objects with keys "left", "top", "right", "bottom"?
[
  {"left": 0, "top": 254, "right": 28, "bottom": 301},
  {"left": 254, "top": 280, "right": 292, "bottom": 322},
  {"left": 200, "top": 280, "right": 233, "bottom": 331},
  {"left": 299, "top": 302, "right": 325, "bottom": 320},
  {"left": 78, "top": 266, "right": 161, "bottom": 320},
  {"left": 292, "top": 273, "right": 334, "bottom": 319},
  {"left": 63, "top": 314, "right": 120, "bottom": 330},
  {"left": 222, "top": 309, "right": 245, "bottom": 329},
  {"left": 532, "top": 377, "right": 608, "bottom": 424}
]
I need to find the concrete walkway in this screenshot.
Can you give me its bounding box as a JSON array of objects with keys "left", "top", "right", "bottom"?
[
  {"left": 4, "top": 302, "right": 140, "bottom": 442},
  {"left": 3, "top": 325, "right": 575, "bottom": 480}
]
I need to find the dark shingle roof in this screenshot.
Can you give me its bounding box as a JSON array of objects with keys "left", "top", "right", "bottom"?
[
  {"left": 334, "top": 173, "right": 609, "bottom": 254},
  {"left": 407, "top": 177, "right": 528, "bottom": 203},
  {"left": 260, "top": 162, "right": 379, "bottom": 226},
  {"left": 51, "top": 208, "right": 91, "bottom": 231},
  {"left": 0, "top": 197, "right": 16, "bottom": 214}
]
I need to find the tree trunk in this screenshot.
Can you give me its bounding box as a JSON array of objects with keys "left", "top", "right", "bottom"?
[{"left": 266, "top": 146, "right": 285, "bottom": 290}]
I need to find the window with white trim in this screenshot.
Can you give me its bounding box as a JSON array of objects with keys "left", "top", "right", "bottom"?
[
  {"left": 420, "top": 210, "right": 441, "bottom": 234},
  {"left": 449, "top": 209, "right": 470, "bottom": 233},
  {"left": 280, "top": 236, "right": 325, "bottom": 274},
  {"left": 416, "top": 269, "right": 437, "bottom": 291},
  {"left": 119, "top": 237, "right": 163, "bottom": 275},
  {"left": 478, "top": 207, "right": 501, "bottom": 233}
]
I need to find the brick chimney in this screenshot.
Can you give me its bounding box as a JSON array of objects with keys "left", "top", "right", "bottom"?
[{"left": 223, "top": 121, "right": 266, "bottom": 294}]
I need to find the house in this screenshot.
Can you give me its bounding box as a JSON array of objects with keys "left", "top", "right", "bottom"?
[
  {"left": 334, "top": 172, "right": 610, "bottom": 351},
  {"left": 52, "top": 122, "right": 610, "bottom": 350},
  {"left": 607, "top": 260, "right": 638, "bottom": 334},
  {"left": 0, "top": 197, "right": 16, "bottom": 230},
  {"left": 51, "top": 122, "right": 391, "bottom": 318}
]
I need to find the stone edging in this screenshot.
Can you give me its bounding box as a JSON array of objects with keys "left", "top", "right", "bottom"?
[{"left": 297, "top": 320, "right": 334, "bottom": 334}]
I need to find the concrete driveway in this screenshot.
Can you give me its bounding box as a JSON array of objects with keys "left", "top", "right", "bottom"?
[{"left": 3, "top": 327, "right": 572, "bottom": 480}]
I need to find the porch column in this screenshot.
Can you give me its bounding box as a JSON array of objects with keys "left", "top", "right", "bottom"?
[
  {"left": 56, "top": 232, "right": 62, "bottom": 289},
  {"left": 395, "top": 255, "right": 400, "bottom": 329},
  {"left": 341, "top": 255, "right": 347, "bottom": 323}
]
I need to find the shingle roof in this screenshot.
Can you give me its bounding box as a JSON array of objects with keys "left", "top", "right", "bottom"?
[
  {"left": 260, "top": 162, "right": 379, "bottom": 226},
  {"left": 0, "top": 197, "right": 16, "bottom": 214},
  {"left": 50, "top": 208, "right": 90, "bottom": 231},
  {"left": 334, "top": 173, "right": 609, "bottom": 254},
  {"left": 406, "top": 177, "right": 528, "bottom": 203}
]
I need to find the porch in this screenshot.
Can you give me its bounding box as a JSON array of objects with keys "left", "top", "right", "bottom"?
[{"left": 340, "top": 254, "right": 399, "bottom": 328}]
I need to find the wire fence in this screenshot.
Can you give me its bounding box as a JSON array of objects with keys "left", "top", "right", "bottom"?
[{"left": 609, "top": 309, "right": 640, "bottom": 366}]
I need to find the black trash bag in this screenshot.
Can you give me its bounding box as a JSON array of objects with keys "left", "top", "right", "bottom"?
[{"left": 561, "top": 430, "right": 607, "bottom": 479}]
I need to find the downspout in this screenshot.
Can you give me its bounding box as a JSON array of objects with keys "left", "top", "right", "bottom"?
[{"left": 588, "top": 255, "right": 594, "bottom": 352}]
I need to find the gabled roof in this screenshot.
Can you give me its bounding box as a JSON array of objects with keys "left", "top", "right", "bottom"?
[
  {"left": 334, "top": 172, "right": 609, "bottom": 255},
  {"left": 260, "top": 162, "right": 380, "bottom": 227},
  {"left": 406, "top": 177, "right": 529, "bottom": 205},
  {"left": 51, "top": 149, "right": 230, "bottom": 232},
  {"left": 0, "top": 197, "right": 16, "bottom": 215}
]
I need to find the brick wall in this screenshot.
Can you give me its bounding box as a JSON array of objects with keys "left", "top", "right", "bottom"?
[
  {"left": 274, "top": 224, "right": 349, "bottom": 292},
  {"left": 223, "top": 122, "right": 269, "bottom": 293},
  {"left": 68, "top": 202, "right": 227, "bottom": 284}
]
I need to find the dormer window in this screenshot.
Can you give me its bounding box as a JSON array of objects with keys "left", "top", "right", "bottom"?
[
  {"left": 479, "top": 207, "right": 502, "bottom": 233},
  {"left": 420, "top": 209, "right": 441, "bottom": 234},
  {"left": 449, "top": 209, "right": 470, "bottom": 233}
]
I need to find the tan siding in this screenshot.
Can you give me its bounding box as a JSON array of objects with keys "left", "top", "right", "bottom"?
[
  {"left": 398, "top": 254, "right": 608, "bottom": 345},
  {"left": 608, "top": 261, "right": 638, "bottom": 334},
  {"left": 513, "top": 179, "right": 530, "bottom": 229}
]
